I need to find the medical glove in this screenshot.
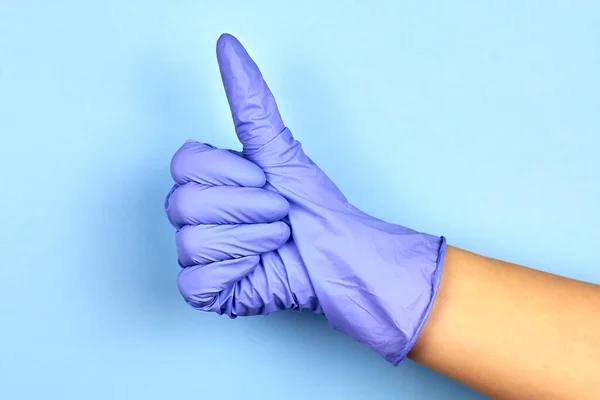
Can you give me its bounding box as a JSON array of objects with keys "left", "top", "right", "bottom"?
[{"left": 165, "top": 34, "right": 446, "bottom": 365}]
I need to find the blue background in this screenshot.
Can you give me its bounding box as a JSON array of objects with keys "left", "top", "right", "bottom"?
[{"left": 1, "top": 1, "right": 599, "bottom": 399}]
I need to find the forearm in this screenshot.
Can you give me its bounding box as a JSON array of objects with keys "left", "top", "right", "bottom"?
[{"left": 409, "top": 246, "right": 600, "bottom": 400}]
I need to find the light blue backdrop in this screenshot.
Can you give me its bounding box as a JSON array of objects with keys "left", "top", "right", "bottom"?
[{"left": 1, "top": 1, "right": 598, "bottom": 399}]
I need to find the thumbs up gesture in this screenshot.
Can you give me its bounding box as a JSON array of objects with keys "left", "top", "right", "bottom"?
[{"left": 165, "top": 34, "right": 446, "bottom": 365}]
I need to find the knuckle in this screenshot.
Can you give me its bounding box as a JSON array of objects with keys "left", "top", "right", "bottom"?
[
  {"left": 176, "top": 266, "right": 218, "bottom": 309},
  {"left": 168, "top": 185, "right": 188, "bottom": 221},
  {"left": 170, "top": 147, "right": 189, "bottom": 183},
  {"left": 175, "top": 226, "right": 197, "bottom": 265}
]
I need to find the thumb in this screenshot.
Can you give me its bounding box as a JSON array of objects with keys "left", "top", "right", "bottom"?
[
  {"left": 217, "top": 34, "right": 347, "bottom": 206},
  {"left": 217, "top": 33, "right": 285, "bottom": 153}
]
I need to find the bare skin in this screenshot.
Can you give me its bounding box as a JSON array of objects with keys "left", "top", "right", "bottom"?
[{"left": 409, "top": 246, "right": 600, "bottom": 399}]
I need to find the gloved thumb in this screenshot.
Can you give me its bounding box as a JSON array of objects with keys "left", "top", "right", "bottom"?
[
  {"left": 217, "top": 34, "right": 347, "bottom": 205},
  {"left": 217, "top": 33, "right": 286, "bottom": 153}
]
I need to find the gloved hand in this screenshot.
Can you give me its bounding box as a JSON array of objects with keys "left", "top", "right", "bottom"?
[{"left": 165, "top": 34, "right": 446, "bottom": 365}]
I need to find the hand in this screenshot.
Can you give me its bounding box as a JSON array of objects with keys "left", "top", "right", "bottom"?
[
  {"left": 165, "top": 142, "right": 321, "bottom": 316},
  {"left": 165, "top": 34, "right": 446, "bottom": 365}
]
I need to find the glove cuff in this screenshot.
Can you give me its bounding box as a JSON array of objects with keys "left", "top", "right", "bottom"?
[{"left": 392, "top": 236, "right": 447, "bottom": 365}]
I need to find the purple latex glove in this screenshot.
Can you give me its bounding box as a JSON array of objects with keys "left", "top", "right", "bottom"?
[{"left": 165, "top": 34, "right": 446, "bottom": 365}]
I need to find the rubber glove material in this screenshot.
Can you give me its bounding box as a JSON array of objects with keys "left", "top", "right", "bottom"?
[
  {"left": 166, "top": 34, "right": 446, "bottom": 365},
  {"left": 166, "top": 142, "right": 321, "bottom": 316}
]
